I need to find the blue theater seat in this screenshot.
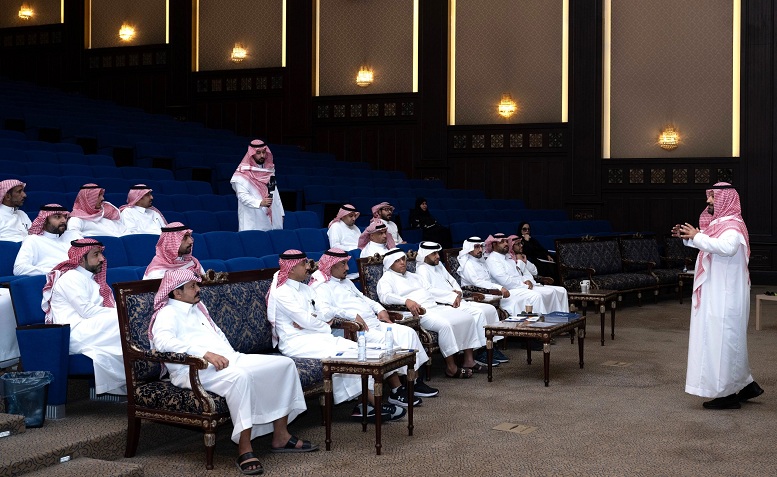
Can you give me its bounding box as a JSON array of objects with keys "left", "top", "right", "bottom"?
[
  {"left": 0, "top": 241, "right": 22, "bottom": 277},
  {"left": 199, "top": 258, "right": 227, "bottom": 272},
  {"left": 224, "top": 256, "right": 264, "bottom": 272},
  {"left": 238, "top": 230, "right": 274, "bottom": 258},
  {"left": 184, "top": 210, "right": 221, "bottom": 233},
  {"left": 295, "top": 228, "right": 329, "bottom": 253},
  {"left": 24, "top": 175, "right": 68, "bottom": 193},
  {"left": 201, "top": 231, "right": 247, "bottom": 260},
  {"left": 121, "top": 234, "right": 160, "bottom": 267},
  {"left": 90, "top": 236, "right": 129, "bottom": 267},
  {"left": 56, "top": 152, "right": 91, "bottom": 165},
  {"left": 0, "top": 160, "right": 28, "bottom": 176},
  {"left": 294, "top": 211, "right": 321, "bottom": 228},
  {"left": 91, "top": 165, "right": 124, "bottom": 178},
  {"left": 258, "top": 254, "right": 280, "bottom": 268},
  {"left": 157, "top": 180, "right": 189, "bottom": 195},
  {"left": 185, "top": 181, "right": 213, "bottom": 195},
  {"left": 162, "top": 210, "right": 185, "bottom": 224},
  {"left": 268, "top": 229, "right": 302, "bottom": 254},
  {"left": 191, "top": 233, "right": 209, "bottom": 259},
  {"left": 214, "top": 211, "right": 238, "bottom": 231},
  {"left": 171, "top": 194, "right": 203, "bottom": 211},
  {"left": 106, "top": 266, "right": 142, "bottom": 284}
]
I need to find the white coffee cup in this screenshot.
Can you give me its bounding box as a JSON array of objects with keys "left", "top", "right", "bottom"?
[{"left": 580, "top": 280, "right": 590, "bottom": 294}]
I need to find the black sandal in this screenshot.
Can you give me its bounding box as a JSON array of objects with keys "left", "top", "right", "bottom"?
[
  {"left": 236, "top": 452, "right": 264, "bottom": 475},
  {"left": 445, "top": 366, "right": 473, "bottom": 379},
  {"left": 467, "top": 363, "right": 486, "bottom": 373}
]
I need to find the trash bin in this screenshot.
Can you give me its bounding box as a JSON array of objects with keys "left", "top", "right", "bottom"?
[{"left": 1, "top": 371, "right": 53, "bottom": 428}]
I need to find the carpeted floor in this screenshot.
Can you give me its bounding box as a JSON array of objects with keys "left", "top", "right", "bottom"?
[{"left": 6, "top": 286, "right": 777, "bottom": 476}]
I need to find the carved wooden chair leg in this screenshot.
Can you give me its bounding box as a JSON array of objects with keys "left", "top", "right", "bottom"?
[
  {"left": 204, "top": 431, "right": 216, "bottom": 470},
  {"left": 125, "top": 416, "right": 141, "bottom": 457}
]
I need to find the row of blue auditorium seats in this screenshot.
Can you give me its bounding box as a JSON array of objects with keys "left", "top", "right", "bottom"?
[
  {"left": 1, "top": 160, "right": 174, "bottom": 181},
  {"left": 6, "top": 174, "right": 212, "bottom": 196},
  {"left": 160, "top": 210, "right": 319, "bottom": 233},
  {"left": 0, "top": 138, "right": 83, "bottom": 154},
  {"left": 0, "top": 150, "right": 115, "bottom": 166}
]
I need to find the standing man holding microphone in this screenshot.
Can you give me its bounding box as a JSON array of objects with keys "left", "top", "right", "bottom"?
[{"left": 231, "top": 139, "right": 284, "bottom": 231}]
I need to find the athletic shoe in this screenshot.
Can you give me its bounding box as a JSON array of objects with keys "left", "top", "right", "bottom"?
[
  {"left": 350, "top": 403, "right": 390, "bottom": 423},
  {"left": 474, "top": 350, "right": 500, "bottom": 367},
  {"left": 413, "top": 380, "right": 439, "bottom": 398},
  {"left": 492, "top": 348, "right": 510, "bottom": 363},
  {"left": 388, "top": 385, "right": 422, "bottom": 408},
  {"left": 381, "top": 403, "right": 407, "bottom": 421}
]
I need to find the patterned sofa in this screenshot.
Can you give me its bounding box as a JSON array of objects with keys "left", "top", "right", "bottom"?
[
  {"left": 555, "top": 236, "right": 659, "bottom": 304},
  {"left": 113, "top": 269, "right": 360, "bottom": 470},
  {"left": 619, "top": 234, "right": 690, "bottom": 301}
]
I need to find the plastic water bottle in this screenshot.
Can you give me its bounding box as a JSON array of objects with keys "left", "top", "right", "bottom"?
[
  {"left": 357, "top": 331, "right": 366, "bottom": 361},
  {"left": 385, "top": 326, "right": 394, "bottom": 356}
]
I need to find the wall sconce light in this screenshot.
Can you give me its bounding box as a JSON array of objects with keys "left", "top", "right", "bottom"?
[
  {"left": 230, "top": 43, "right": 247, "bottom": 63},
  {"left": 118, "top": 22, "right": 136, "bottom": 42},
  {"left": 497, "top": 93, "right": 518, "bottom": 119},
  {"left": 356, "top": 67, "right": 374, "bottom": 87},
  {"left": 658, "top": 126, "right": 680, "bottom": 151},
  {"left": 18, "top": 3, "right": 34, "bottom": 20}
]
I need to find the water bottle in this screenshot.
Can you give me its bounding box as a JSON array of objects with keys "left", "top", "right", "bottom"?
[
  {"left": 357, "top": 331, "right": 366, "bottom": 361},
  {"left": 385, "top": 326, "right": 394, "bottom": 356}
]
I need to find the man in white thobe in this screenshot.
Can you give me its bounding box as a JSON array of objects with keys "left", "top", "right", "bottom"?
[
  {"left": 120, "top": 184, "right": 167, "bottom": 235},
  {"left": 358, "top": 221, "right": 394, "bottom": 258},
  {"left": 67, "top": 184, "right": 127, "bottom": 237},
  {"left": 414, "top": 241, "right": 508, "bottom": 365},
  {"left": 458, "top": 236, "right": 539, "bottom": 316},
  {"left": 42, "top": 238, "right": 126, "bottom": 395},
  {"left": 230, "top": 139, "right": 284, "bottom": 231},
  {"left": 143, "top": 222, "right": 205, "bottom": 280},
  {"left": 327, "top": 204, "right": 361, "bottom": 251},
  {"left": 0, "top": 179, "right": 31, "bottom": 241},
  {"left": 378, "top": 248, "right": 482, "bottom": 378},
  {"left": 14, "top": 204, "right": 80, "bottom": 276},
  {"left": 372, "top": 202, "right": 405, "bottom": 244},
  {"left": 677, "top": 182, "right": 763, "bottom": 409},
  {"left": 310, "top": 248, "right": 438, "bottom": 405},
  {"left": 507, "top": 235, "right": 569, "bottom": 314},
  {"left": 486, "top": 233, "right": 549, "bottom": 313},
  {"left": 267, "top": 250, "right": 404, "bottom": 421},
  {"left": 150, "top": 268, "right": 316, "bottom": 474}
]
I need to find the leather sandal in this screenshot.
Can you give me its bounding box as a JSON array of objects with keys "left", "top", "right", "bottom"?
[
  {"left": 445, "top": 366, "right": 473, "bottom": 379},
  {"left": 235, "top": 452, "right": 264, "bottom": 475}
]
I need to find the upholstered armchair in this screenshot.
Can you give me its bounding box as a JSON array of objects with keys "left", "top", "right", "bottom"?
[
  {"left": 442, "top": 248, "right": 509, "bottom": 320},
  {"left": 357, "top": 253, "right": 440, "bottom": 379},
  {"left": 113, "top": 269, "right": 355, "bottom": 470}
]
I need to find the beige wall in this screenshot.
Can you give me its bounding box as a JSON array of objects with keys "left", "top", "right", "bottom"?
[
  {"left": 198, "top": 0, "right": 283, "bottom": 71},
  {"left": 454, "top": 0, "right": 563, "bottom": 125},
  {"left": 90, "top": 0, "right": 166, "bottom": 48},
  {"left": 0, "top": 0, "right": 61, "bottom": 28},
  {"left": 610, "top": 0, "right": 733, "bottom": 158},
  {"left": 318, "top": 0, "right": 414, "bottom": 96}
]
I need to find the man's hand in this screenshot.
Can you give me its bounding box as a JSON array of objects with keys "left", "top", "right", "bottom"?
[
  {"left": 452, "top": 295, "right": 462, "bottom": 308},
  {"left": 405, "top": 299, "right": 423, "bottom": 316},
  {"left": 501, "top": 287, "right": 510, "bottom": 298},
  {"left": 292, "top": 322, "right": 303, "bottom": 330},
  {"left": 260, "top": 197, "right": 273, "bottom": 207},
  {"left": 671, "top": 224, "right": 682, "bottom": 237},
  {"left": 524, "top": 280, "right": 534, "bottom": 290},
  {"left": 376, "top": 310, "right": 393, "bottom": 323},
  {"left": 678, "top": 223, "right": 699, "bottom": 240},
  {"left": 354, "top": 314, "right": 369, "bottom": 331},
  {"left": 203, "top": 351, "right": 229, "bottom": 371},
  {"left": 455, "top": 290, "right": 463, "bottom": 298},
  {"left": 518, "top": 254, "right": 528, "bottom": 263}
]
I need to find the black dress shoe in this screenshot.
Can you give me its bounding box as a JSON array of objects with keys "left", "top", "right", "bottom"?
[
  {"left": 737, "top": 381, "right": 764, "bottom": 402},
  {"left": 702, "top": 394, "right": 741, "bottom": 410}
]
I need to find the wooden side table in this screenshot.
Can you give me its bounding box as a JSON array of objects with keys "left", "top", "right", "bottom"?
[
  {"left": 755, "top": 294, "right": 777, "bottom": 330},
  {"left": 322, "top": 350, "right": 417, "bottom": 455},
  {"left": 678, "top": 272, "right": 694, "bottom": 304},
  {"left": 566, "top": 289, "right": 618, "bottom": 346},
  {"left": 485, "top": 317, "right": 585, "bottom": 387}
]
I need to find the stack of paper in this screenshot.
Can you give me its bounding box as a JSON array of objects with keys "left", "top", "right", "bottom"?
[{"left": 543, "top": 312, "right": 582, "bottom": 323}]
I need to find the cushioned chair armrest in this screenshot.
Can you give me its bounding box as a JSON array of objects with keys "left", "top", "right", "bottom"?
[
  {"left": 332, "top": 319, "right": 362, "bottom": 341},
  {"left": 387, "top": 311, "right": 405, "bottom": 322},
  {"left": 537, "top": 276, "right": 554, "bottom": 285},
  {"left": 462, "top": 285, "right": 501, "bottom": 295},
  {"left": 467, "top": 292, "right": 486, "bottom": 302},
  {"left": 384, "top": 303, "right": 426, "bottom": 316},
  {"left": 131, "top": 348, "right": 209, "bottom": 369},
  {"left": 394, "top": 315, "right": 420, "bottom": 329}
]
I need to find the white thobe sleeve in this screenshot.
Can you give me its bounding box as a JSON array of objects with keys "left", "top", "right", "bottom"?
[
  {"left": 151, "top": 309, "right": 211, "bottom": 357},
  {"left": 327, "top": 225, "right": 345, "bottom": 250},
  {"left": 232, "top": 179, "right": 267, "bottom": 210},
  {"left": 487, "top": 256, "right": 522, "bottom": 289},
  {"left": 416, "top": 267, "right": 458, "bottom": 305},
  {"left": 275, "top": 286, "right": 331, "bottom": 332},
  {"left": 689, "top": 230, "right": 742, "bottom": 257},
  {"left": 13, "top": 237, "right": 44, "bottom": 276},
  {"left": 61, "top": 275, "right": 112, "bottom": 319},
  {"left": 66, "top": 217, "right": 85, "bottom": 235},
  {"left": 314, "top": 284, "right": 358, "bottom": 321},
  {"left": 461, "top": 260, "right": 503, "bottom": 290},
  {"left": 377, "top": 275, "right": 408, "bottom": 306}
]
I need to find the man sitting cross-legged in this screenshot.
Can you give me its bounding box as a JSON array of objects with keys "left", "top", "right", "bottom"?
[
  {"left": 267, "top": 250, "right": 406, "bottom": 421},
  {"left": 310, "top": 248, "right": 439, "bottom": 406},
  {"left": 414, "top": 241, "right": 509, "bottom": 367},
  {"left": 378, "top": 248, "right": 483, "bottom": 378},
  {"left": 150, "top": 268, "right": 317, "bottom": 476}
]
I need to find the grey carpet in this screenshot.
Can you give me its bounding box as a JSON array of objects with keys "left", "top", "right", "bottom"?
[{"left": 5, "top": 286, "right": 777, "bottom": 476}]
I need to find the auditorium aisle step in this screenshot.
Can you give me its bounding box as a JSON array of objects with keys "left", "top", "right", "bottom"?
[
  {"left": 18, "top": 457, "right": 143, "bottom": 477},
  {"left": 0, "top": 412, "right": 26, "bottom": 437}
]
